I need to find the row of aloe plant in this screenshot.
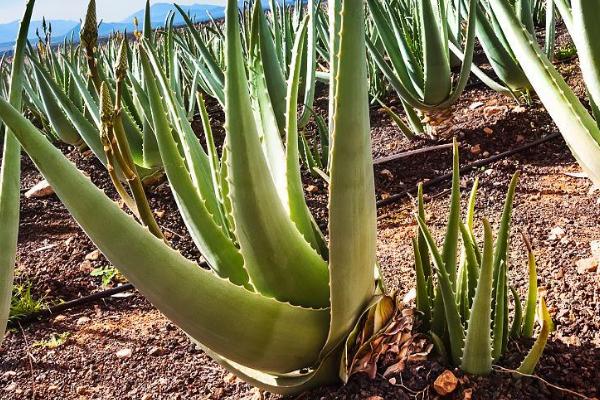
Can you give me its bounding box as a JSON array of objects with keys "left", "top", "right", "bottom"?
[{"left": 0, "top": 0, "right": 595, "bottom": 394}]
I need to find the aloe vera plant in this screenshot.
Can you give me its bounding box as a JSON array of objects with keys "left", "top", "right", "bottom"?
[
  {"left": 487, "top": 0, "right": 600, "bottom": 186},
  {"left": 365, "top": 0, "right": 479, "bottom": 137},
  {"left": 0, "top": 0, "right": 395, "bottom": 393},
  {"left": 414, "top": 142, "right": 552, "bottom": 374}
]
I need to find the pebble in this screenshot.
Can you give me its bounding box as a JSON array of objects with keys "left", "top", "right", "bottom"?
[
  {"left": 470, "top": 144, "right": 481, "bottom": 155},
  {"left": 548, "top": 226, "right": 566, "bottom": 241},
  {"left": 576, "top": 257, "right": 598, "bottom": 274},
  {"left": 4, "top": 382, "right": 17, "bottom": 392},
  {"left": 483, "top": 127, "right": 494, "bottom": 135},
  {"left": 53, "top": 315, "right": 67, "bottom": 323},
  {"left": 148, "top": 346, "right": 162, "bottom": 356},
  {"left": 85, "top": 250, "right": 100, "bottom": 261},
  {"left": 2, "top": 371, "right": 16, "bottom": 378},
  {"left": 116, "top": 348, "right": 133, "bottom": 358},
  {"left": 76, "top": 316, "right": 91, "bottom": 325},
  {"left": 306, "top": 185, "right": 318, "bottom": 193},
  {"left": 25, "top": 180, "right": 54, "bottom": 198},
  {"left": 79, "top": 260, "right": 94, "bottom": 273},
  {"left": 433, "top": 370, "right": 458, "bottom": 396}
]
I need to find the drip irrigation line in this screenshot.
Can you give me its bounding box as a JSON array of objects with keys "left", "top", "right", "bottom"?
[
  {"left": 376, "top": 132, "right": 562, "bottom": 208},
  {"left": 373, "top": 143, "right": 454, "bottom": 166},
  {"left": 12, "top": 133, "right": 561, "bottom": 326}
]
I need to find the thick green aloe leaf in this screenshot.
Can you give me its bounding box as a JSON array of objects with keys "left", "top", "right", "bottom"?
[
  {"left": 417, "top": 216, "right": 465, "bottom": 366},
  {"left": 252, "top": 0, "right": 287, "bottom": 132},
  {"left": 474, "top": 3, "right": 530, "bottom": 93},
  {"left": 201, "top": 342, "right": 340, "bottom": 395},
  {"left": 174, "top": 4, "right": 224, "bottom": 88},
  {"left": 517, "top": 297, "right": 554, "bottom": 374},
  {"left": 509, "top": 286, "right": 523, "bottom": 338},
  {"left": 0, "top": 0, "right": 34, "bottom": 340},
  {"left": 30, "top": 60, "right": 106, "bottom": 163},
  {"left": 492, "top": 173, "right": 519, "bottom": 290},
  {"left": 443, "top": 139, "right": 461, "bottom": 288},
  {"left": 461, "top": 219, "right": 494, "bottom": 375},
  {"left": 247, "top": 2, "right": 289, "bottom": 207},
  {"left": 488, "top": 0, "right": 600, "bottom": 186},
  {"left": 0, "top": 96, "right": 332, "bottom": 373},
  {"left": 284, "top": 17, "right": 327, "bottom": 256},
  {"left": 298, "top": 0, "right": 318, "bottom": 128},
  {"left": 140, "top": 49, "right": 249, "bottom": 287},
  {"left": 322, "top": 0, "right": 377, "bottom": 356},
  {"left": 420, "top": 0, "right": 452, "bottom": 104},
  {"left": 492, "top": 262, "right": 507, "bottom": 361},
  {"left": 414, "top": 238, "right": 432, "bottom": 331},
  {"left": 521, "top": 237, "right": 538, "bottom": 338},
  {"left": 571, "top": 1, "right": 600, "bottom": 113},
  {"left": 31, "top": 65, "right": 81, "bottom": 145},
  {"left": 223, "top": 0, "right": 329, "bottom": 307},
  {"left": 142, "top": 42, "right": 224, "bottom": 228}
]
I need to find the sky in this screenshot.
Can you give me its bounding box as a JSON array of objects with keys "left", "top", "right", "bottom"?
[{"left": 0, "top": 0, "right": 227, "bottom": 24}]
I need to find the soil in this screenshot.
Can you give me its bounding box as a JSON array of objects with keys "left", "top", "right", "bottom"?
[{"left": 1, "top": 30, "right": 599, "bottom": 400}]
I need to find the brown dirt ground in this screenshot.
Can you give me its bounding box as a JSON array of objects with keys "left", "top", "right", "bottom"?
[{"left": 1, "top": 33, "right": 599, "bottom": 400}]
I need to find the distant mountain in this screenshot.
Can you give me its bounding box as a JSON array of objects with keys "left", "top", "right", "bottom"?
[
  {"left": 122, "top": 3, "right": 226, "bottom": 26},
  {"left": 0, "top": 19, "right": 78, "bottom": 44},
  {"left": 0, "top": 1, "right": 300, "bottom": 53}
]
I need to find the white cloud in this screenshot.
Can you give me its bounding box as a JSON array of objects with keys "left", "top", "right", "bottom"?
[{"left": 0, "top": 0, "right": 227, "bottom": 24}]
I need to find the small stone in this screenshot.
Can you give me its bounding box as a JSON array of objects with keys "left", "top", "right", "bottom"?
[
  {"left": 483, "top": 127, "right": 494, "bottom": 135},
  {"left": 482, "top": 151, "right": 490, "bottom": 158},
  {"left": 79, "top": 260, "right": 94, "bottom": 273},
  {"left": 470, "top": 144, "right": 481, "bottom": 155},
  {"left": 483, "top": 105, "right": 507, "bottom": 118},
  {"left": 224, "top": 373, "right": 237, "bottom": 383},
  {"left": 548, "top": 227, "right": 566, "bottom": 241},
  {"left": 25, "top": 180, "right": 54, "bottom": 199},
  {"left": 76, "top": 316, "right": 91, "bottom": 326},
  {"left": 53, "top": 315, "right": 67, "bottom": 323},
  {"left": 513, "top": 105, "right": 527, "bottom": 113},
  {"left": 576, "top": 257, "right": 598, "bottom": 274},
  {"left": 85, "top": 250, "right": 100, "bottom": 261},
  {"left": 154, "top": 210, "right": 165, "bottom": 219},
  {"left": 2, "top": 371, "right": 16, "bottom": 378},
  {"left": 141, "top": 395, "right": 153, "bottom": 400},
  {"left": 379, "top": 169, "right": 394, "bottom": 180},
  {"left": 116, "top": 348, "right": 132, "bottom": 358},
  {"left": 48, "top": 385, "right": 59, "bottom": 391},
  {"left": 164, "top": 231, "right": 173, "bottom": 239},
  {"left": 148, "top": 347, "right": 162, "bottom": 356},
  {"left": 469, "top": 102, "right": 484, "bottom": 110},
  {"left": 433, "top": 370, "right": 458, "bottom": 396},
  {"left": 366, "top": 397, "right": 384, "bottom": 400},
  {"left": 4, "top": 382, "right": 17, "bottom": 392},
  {"left": 76, "top": 386, "right": 88, "bottom": 395},
  {"left": 306, "top": 185, "right": 318, "bottom": 193},
  {"left": 591, "top": 240, "right": 600, "bottom": 260}
]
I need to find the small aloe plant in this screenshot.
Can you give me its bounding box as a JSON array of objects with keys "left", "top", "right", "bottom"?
[{"left": 414, "top": 141, "right": 553, "bottom": 375}]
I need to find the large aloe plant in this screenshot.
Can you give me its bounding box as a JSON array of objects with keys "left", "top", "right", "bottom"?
[
  {"left": 414, "top": 143, "right": 553, "bottom": 375},
  {"left": 0, "top": 0, "right": 390, "bottom": 394}
]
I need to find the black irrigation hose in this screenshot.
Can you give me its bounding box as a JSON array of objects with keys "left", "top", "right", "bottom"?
[
  {"left": 13, "top": 133, "right": 562, "bottom": 326},
  {"left": 373, "top": 143, "right": 454, "bottom": 166},
  {"left": 376, "top": 132, "right": 562, "bottom": 208}
]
